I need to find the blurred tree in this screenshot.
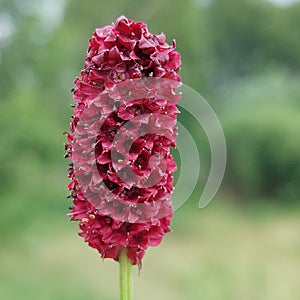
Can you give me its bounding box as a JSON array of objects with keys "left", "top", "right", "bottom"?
[
  {"left": 207, "top": 0, "right": 300, "bottom": 84},
  {"left": 222, "top": 70, "right": 300, "bottom": 201}
]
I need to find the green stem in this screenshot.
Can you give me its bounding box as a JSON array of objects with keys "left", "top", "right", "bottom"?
[{"left": 119, "top": 248, "right": 132, "bottom": 300}]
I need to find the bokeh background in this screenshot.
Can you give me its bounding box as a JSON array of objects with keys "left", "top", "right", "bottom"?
[{"left": 1, "top": 0, "right": 300, "bottom": 299}]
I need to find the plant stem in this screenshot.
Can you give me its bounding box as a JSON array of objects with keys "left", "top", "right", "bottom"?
[{"left": 119, "top": 248, "right": 132, "bottom": 300}]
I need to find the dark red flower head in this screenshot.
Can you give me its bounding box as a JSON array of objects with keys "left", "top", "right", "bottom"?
[{"left": 65, "top": 16, "right": 181, "bottom": 265}]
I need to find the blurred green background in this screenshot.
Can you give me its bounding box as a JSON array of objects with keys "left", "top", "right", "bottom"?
[{"left": 0, "top": 0, "right": 300, "bottom": 299}]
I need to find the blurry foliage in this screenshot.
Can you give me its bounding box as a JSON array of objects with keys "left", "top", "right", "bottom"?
[
  {"left": 221, "top": 69, "right": 300, "bottom": 201},
  {"left": 0, "top": 0, "right": 300, "bottom": 235},
  {"left": 208, "top": 0, "right": 300, "bottom": 82},
  {"left": 225, "top": 105, "right": 300, "bottom": 201}
]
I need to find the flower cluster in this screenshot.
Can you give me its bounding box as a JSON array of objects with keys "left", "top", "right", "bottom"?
[{"left": 66, "top": 16, "right": 181, "bottom": 265}]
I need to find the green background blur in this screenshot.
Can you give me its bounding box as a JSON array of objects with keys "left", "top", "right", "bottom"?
[{"left": 0, "top": 0, "right": 300, "bottom": 299}]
